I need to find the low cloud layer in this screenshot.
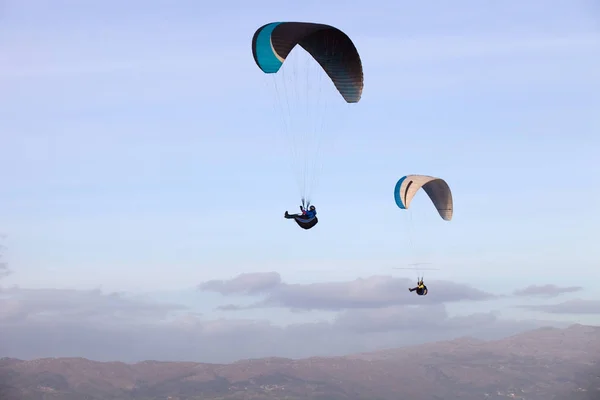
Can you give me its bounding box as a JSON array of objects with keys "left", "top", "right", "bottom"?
[
  {"left": 0, "top": 287, "right": 186, "bottom": 323},
  {"left": 198, "top": 272, "right": 281, "bottom": 295},
  {"left": 199, "top": 272, "right": 497, "bottom": 311},
  {"left": 513, "top": 284, "right": 583, "bottom": 298},
  {"left": 518, "top": 299, "right": 600, "bottom": 315},
  {"left": 0, "top": 285, "right": 563, "bottom": 364},
  {"left": 0, "top": 243, "right": 9, "bottom": 279},
  {"left": 0, "top": 262, "right": 9, "bottom": 279},
  {"left": 0, "top": 273, "right": 583, "bottom": 364}
]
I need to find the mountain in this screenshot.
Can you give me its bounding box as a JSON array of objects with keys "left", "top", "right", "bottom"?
[{"left": 1, "top": 324, "right": 599, "bottom": 400}]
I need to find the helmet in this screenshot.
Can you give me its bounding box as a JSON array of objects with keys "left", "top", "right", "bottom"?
[{"left": 309, "top": 205, "right": 315, "bottom": 210}]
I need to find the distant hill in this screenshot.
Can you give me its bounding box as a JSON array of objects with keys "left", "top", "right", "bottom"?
[{"left": 1, "top": 324, "right": 599, "bottom": 400}]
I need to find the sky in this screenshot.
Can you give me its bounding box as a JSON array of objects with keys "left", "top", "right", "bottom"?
[{"left": 0, "top": 0, "right": 599, "bottom": 363}]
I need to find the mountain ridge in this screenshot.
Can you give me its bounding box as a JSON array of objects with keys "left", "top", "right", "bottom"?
[{"left": 1, "top": 323, "right": 598, "bottom": 400}]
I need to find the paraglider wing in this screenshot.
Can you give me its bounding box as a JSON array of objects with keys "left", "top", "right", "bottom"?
[
  {"left": 251, "top": 22, "right": 364, "bottom": 103},
  {"left": 394, "top": 175, "right": 453, "bottom": 221}
]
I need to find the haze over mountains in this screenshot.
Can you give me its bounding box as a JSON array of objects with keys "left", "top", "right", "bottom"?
[{"left": 1, "top": 324, "right": 598, "bottom": 400}]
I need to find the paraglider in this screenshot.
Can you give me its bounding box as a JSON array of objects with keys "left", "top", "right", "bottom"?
[
  {"left": 284, "top": 201, "right": 318, "bottom": 230},
  {"left": 252, "top": 22, "right": 364, "bottom": 229},
  {"left": 408, "top": 278, "right": 428, "bottom": 296},
  {"left": 394, "top": 175, "right": 454, "bottom": 296}
]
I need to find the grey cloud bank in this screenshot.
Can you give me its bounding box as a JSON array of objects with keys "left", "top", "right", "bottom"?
[
  {"left": 518, "top": 299, "right": 600, "bottom": 315},
  {"left": 0, "top": 263, "right": 9, "bottom": 279},
  {"left": 513, "top": 284, "right": 583, "bottom": 297},
  {"left": 0, "top": 272, "right": 581, "bottom": 363},
  {"left": 0, "top": 285, "right": 560, "bottom": 363},
  {"left": 198, "top": 272, "right": 281, "bottom": 295},
  {"left": 199, "top": 272, "right": 497, "bottom": 311}
]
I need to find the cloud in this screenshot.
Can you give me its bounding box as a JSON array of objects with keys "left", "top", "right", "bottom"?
[
  {"left": 0, "top": 263, "right": 10, "bottom": 279},
  {"left": 216, "top": 304, "right": 245, "bottom": 311},
  {"left": 0, "top": 240, "right": 9, "bottom": 279},
  {"left": 199, "top": 272, "right": 497, "bottom": 311},
  {"left": 517, "top": 299, "right": 600, "bottom": 315},
  {"left": 198, "top": 272, "right": 281, "bottom": 295},
  {"left": 513, "top": 284, "right": 583, "bottom": 297},
  {"left": 333, "top": 304, "right": 499, "bottom": 334},
  {"left": 0, "top": 286, "right": 562, "bottom": 364},
  {"left": 0, "top": 287, "right": 186, "bottom": 324}
]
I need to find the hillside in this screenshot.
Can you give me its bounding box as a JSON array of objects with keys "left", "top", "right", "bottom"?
[{"left": 1, "top": 324, "right": 599, "bottom": 400}]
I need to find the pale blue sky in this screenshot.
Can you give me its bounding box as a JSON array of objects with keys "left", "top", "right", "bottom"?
[{"left": 1, "top": 0, "right": 600, "bottom": 349}]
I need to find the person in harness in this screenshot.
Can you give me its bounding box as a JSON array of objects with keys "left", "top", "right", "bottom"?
[
  {"left": 284, "top": 204, "right": 316, "bottom": 220},
  {"left": 409, "top": 278, "right": 428, "bottom": 296},
  {"left": 284, "top": 200, "right": 318, "bottom": 230}
]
